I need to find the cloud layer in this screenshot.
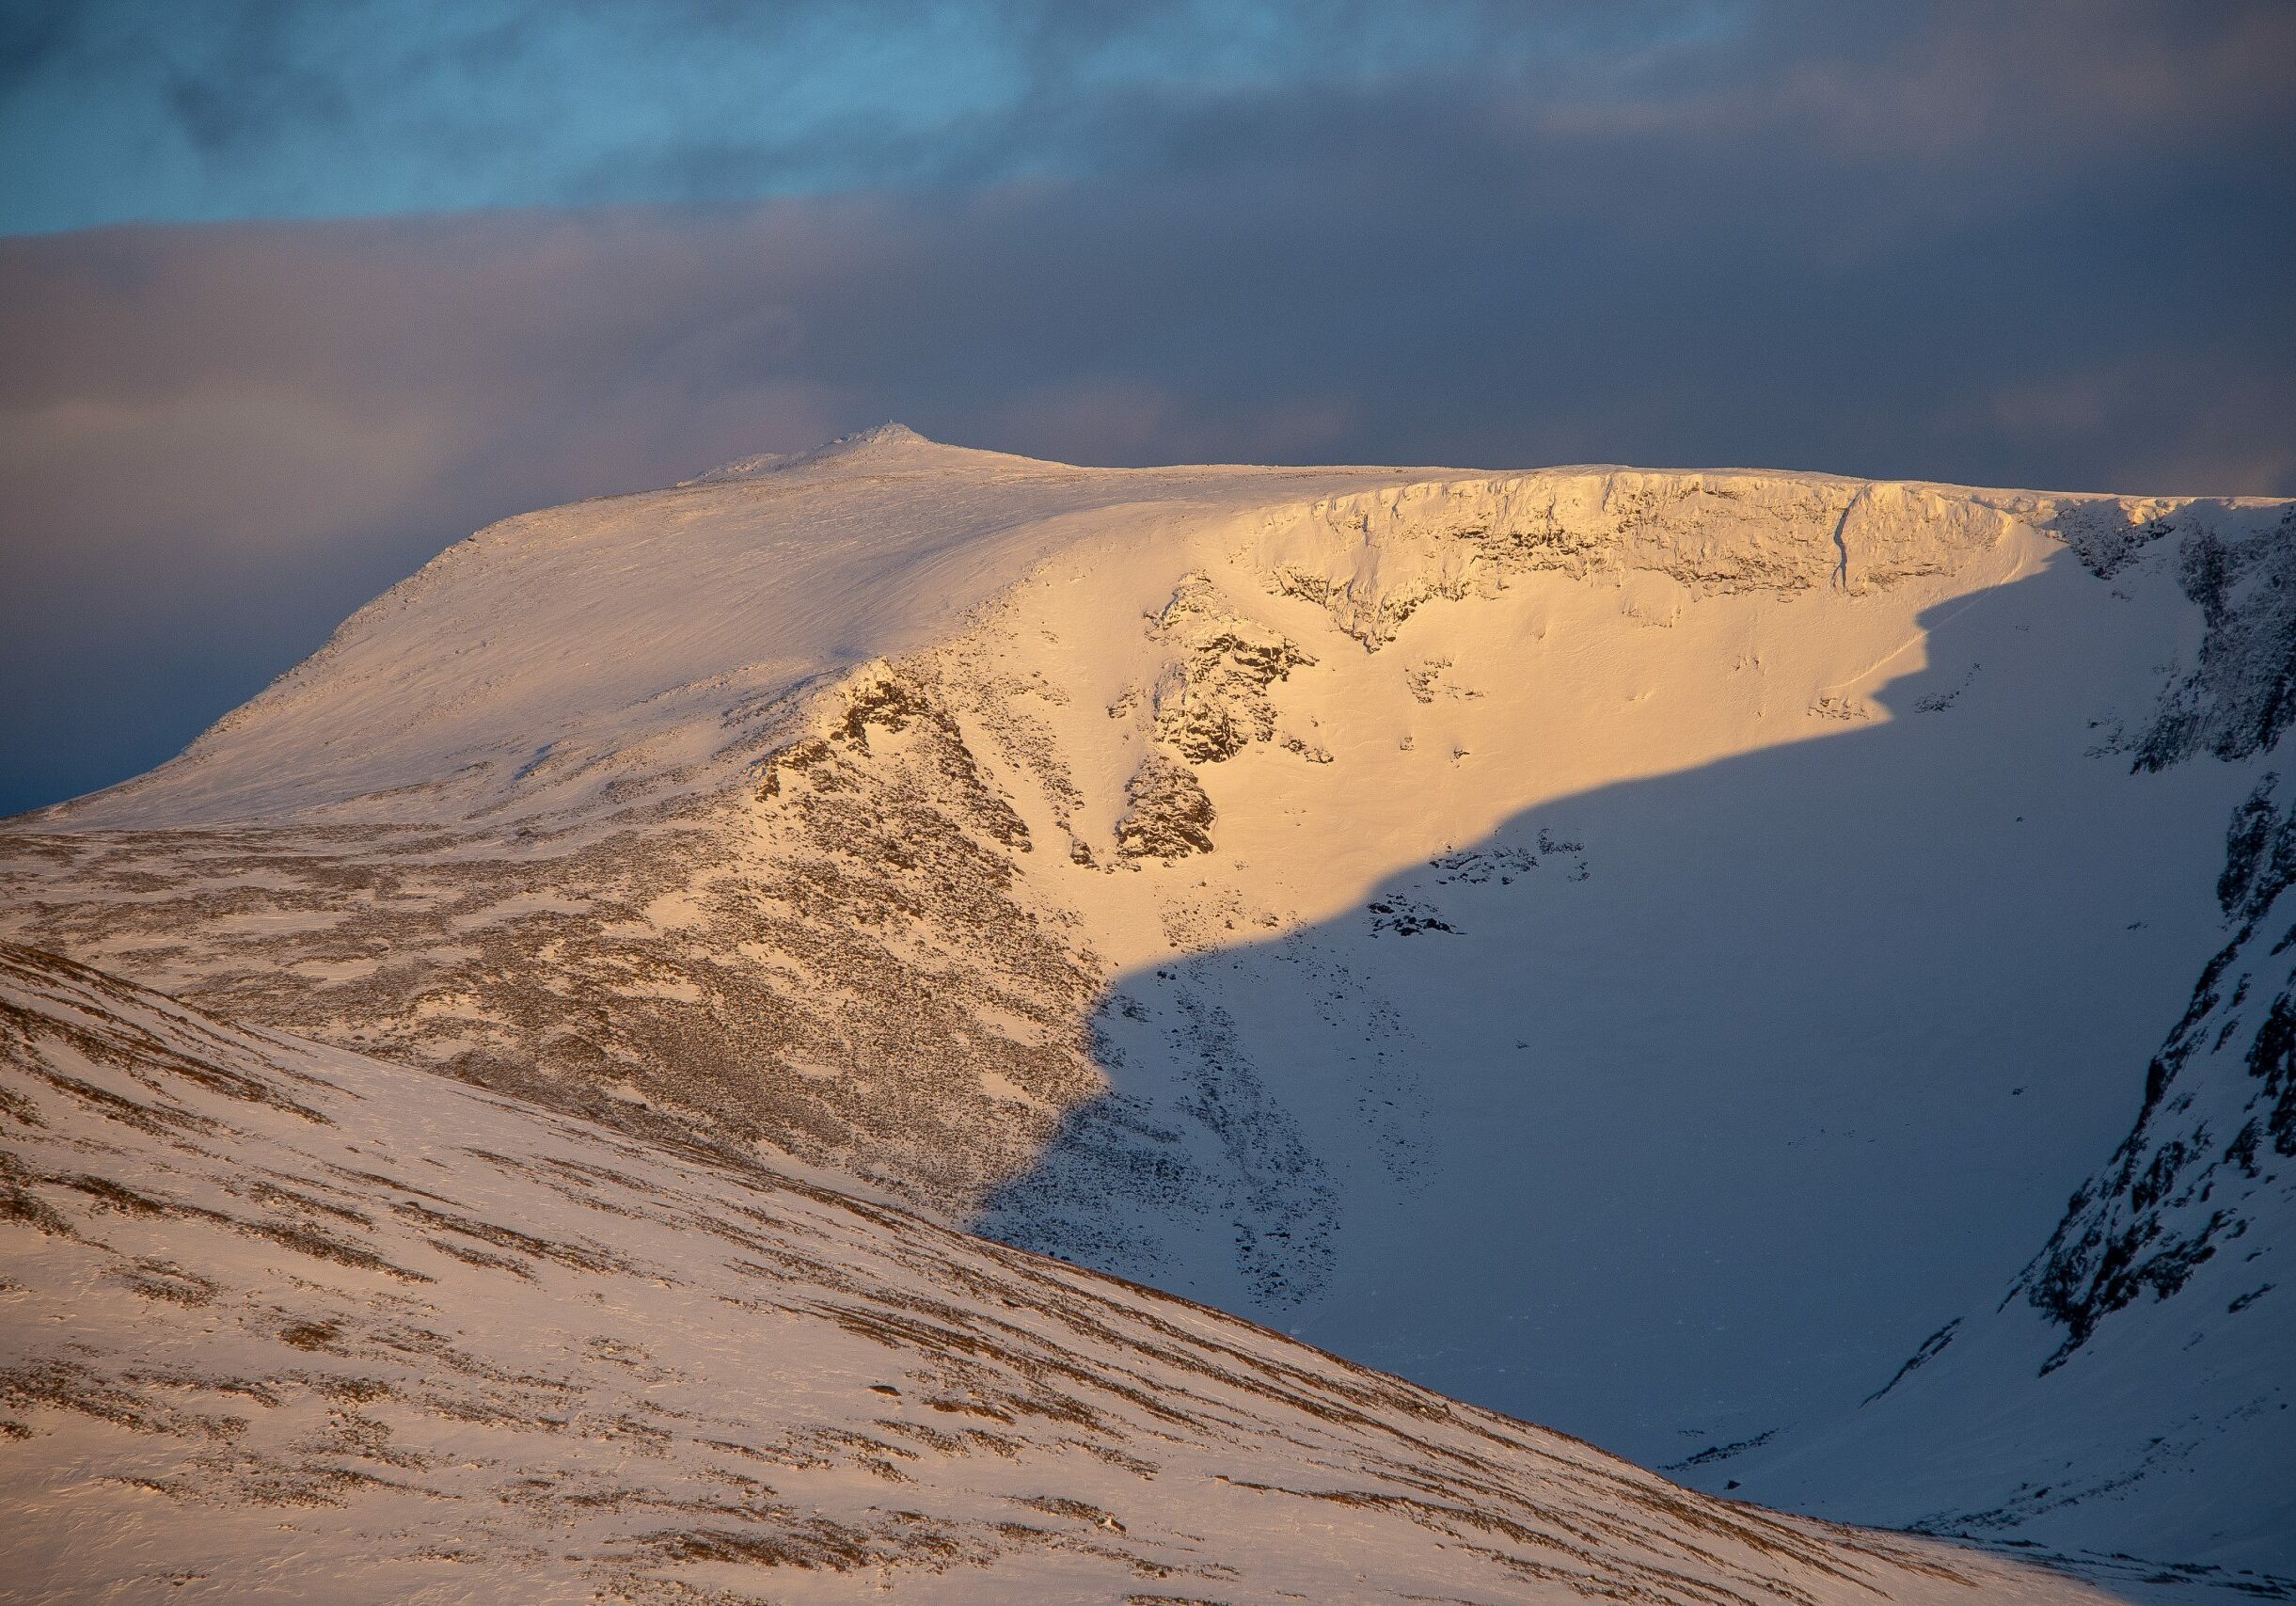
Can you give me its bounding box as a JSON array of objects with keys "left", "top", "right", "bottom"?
[{"left": 2, "top": 0, "right": 2291, "bottom": 812}]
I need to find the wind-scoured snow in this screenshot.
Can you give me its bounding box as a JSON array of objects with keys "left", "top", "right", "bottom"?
[{"left": 3, "top": 428, "right": 2290, "bottom": 1595}]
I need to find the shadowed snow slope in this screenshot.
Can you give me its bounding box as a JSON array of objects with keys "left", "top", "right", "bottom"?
[
  {"left": 0, "top": 944, "right": 2099, "bottom": 1605},
  {"left": 2, "top": 429, "right": 2290, "bottom": 1591}
]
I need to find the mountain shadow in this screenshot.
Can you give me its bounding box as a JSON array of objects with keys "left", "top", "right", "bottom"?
[{"left": 980, "top": 539, "right": 2268, "bottom": 1500}]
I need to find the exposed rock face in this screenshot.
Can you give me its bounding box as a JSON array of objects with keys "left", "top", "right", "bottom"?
[
  {"left": 2021, "top": 771, "right": 2296, "bottom": 1364},
  {"left": 1148, "top": 574, "right": 1319, "bottom": 763},
  {"left": 1115, "top": 754, "right": 1217, "bottom": 859},
  {"left": 1252, "top": 472, "right": 2022, "bottom": 648},
  {"left": 2133, "top": 508, "right": 2296, "bottom": 771}
]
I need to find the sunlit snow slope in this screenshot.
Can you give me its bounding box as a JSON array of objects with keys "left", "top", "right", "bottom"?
[
  {"left": 8, "top": 943, "right": 2108, "bottom": 1604},
  {"left": 4, "top": 426, "right": 2290, "bottom": 1589}
]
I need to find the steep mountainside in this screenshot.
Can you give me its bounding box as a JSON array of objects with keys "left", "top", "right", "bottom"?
[
  {"left": 3, "top": 427, "right": 2289, "bottom": 1585},
  {"left": 0, "top": 944, "right": 2101, "bottom": 1605}
]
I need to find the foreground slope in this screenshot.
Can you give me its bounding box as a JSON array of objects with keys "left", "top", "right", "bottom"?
[
  {"left": 0, "top": 944, "right": 2097, "bottom": 1605},
  {"left": 3, "top": 428, "right": 2290, "bottom": 1574}
]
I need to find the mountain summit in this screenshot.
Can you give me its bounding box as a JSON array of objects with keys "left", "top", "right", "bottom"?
[{"left": 689, "top": 421, "right": 1060, "bottom": 483}]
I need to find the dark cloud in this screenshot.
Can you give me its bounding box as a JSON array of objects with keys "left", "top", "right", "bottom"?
[
  {"left": 10, "top": 1, "right": 2290, "bottom": 231},
  {"left": 1, "top": 1, "right": 2291, "bottom": 812}
]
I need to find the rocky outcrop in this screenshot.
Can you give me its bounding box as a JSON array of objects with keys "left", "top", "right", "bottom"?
[
  {"left": 2132, "top": 508, "right": 2296, "bottom": 771},
  {"left": 1251, "top": 471, "right": 2023, "bottom": 648},
  {"left": 1145, "top": 574, "right": 1317, "bottom": 764},
  {"left": 1116, "top": 755, "right": 1217, "bottom": 860},
  {"left": 2019, "top": 771, "right": 2296, "bottom": 1367}
]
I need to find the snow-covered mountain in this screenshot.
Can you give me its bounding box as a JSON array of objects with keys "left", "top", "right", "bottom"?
[{"left": 4, "top": 426, "right": 2290, "bottom": 1595}]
